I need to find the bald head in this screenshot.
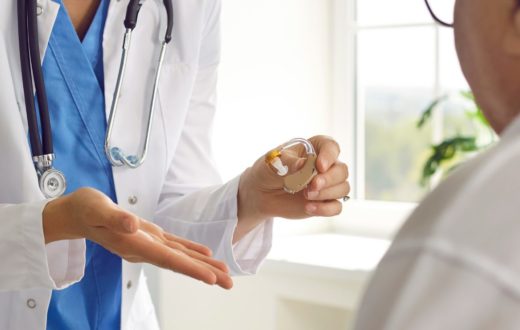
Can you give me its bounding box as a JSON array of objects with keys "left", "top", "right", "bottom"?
[{"left": 455, "top": 0, "right": 520, "bottom": 133}]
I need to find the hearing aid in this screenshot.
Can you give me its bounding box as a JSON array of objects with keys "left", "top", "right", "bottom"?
[{"left": 265, "top": 138, "right": 318, "bottom": 194}]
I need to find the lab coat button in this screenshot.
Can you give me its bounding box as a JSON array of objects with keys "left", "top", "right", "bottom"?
[
  {"left": 127, "top": 280, "right": 132, "bottom": 289},
  {"left": 128, "top": 196, "right": 138, "bottom": 205},
  {"left": 36, "top": 5, "right": 43, "bottom": 16},
  {"left": 26, "top": 298, "right": 36, "bottom": 309}
]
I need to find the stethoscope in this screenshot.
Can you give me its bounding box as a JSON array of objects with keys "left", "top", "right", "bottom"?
[{"left": 17, "top": 0, "right": 174, "bottom": 198}]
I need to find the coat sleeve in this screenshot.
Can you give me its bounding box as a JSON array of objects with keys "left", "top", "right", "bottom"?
[
  {"left": 0, "top": 201, "right": 85, "bottom": 292},
  {"left": 153, "top": 0, "right": 273, "bottom": 276},
  {"left": 354, "top": 241, "right": 520, "bottom": 330}
]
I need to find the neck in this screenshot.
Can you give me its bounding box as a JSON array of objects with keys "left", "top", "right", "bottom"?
[{"left": 62, "top": 0, "right": 101, "bottom": 40}]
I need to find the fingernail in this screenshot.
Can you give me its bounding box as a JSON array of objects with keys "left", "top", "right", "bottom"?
[
  {"left": 307, "top": 191, "right": 319, "bottom": 200},
  {"left": 306, "top": 204, "right": 317, "bottom": 214}
]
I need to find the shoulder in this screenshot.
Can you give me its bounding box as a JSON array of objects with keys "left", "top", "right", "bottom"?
[
  {"left": 390, "top": 128, "right": 520, "bottom": 274},
  {"left": 400, "top": 130, "right": 520, "bottom": 238},
  {"left": 134, "top": 0, "right": 222, "bottom": 65},
  {"left": 173, "top": 0, "right": 221, "bottom": 27}
]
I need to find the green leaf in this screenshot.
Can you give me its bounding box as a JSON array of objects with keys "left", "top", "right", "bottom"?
[
  {"left": 419, "top": 90, "right": 489, "bottom": 187},
  {"left": 420, "top": 136, "right": 477, "bottom": 186},
  {"left": 417, "top": 95, "right": 448, "bottom": 129}
]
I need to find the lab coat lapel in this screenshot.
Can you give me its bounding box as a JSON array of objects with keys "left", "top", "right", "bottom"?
[
  {"left": 0, "top": 0, "right": 59, "bottom": 202},
  {"left": 36, "top": 0, "right": 60, "bottom": 61},
  {"left": 102, "top": 0, "right": 126, "bottom": 123},
  {"left": 0, "top": 35, "right": 43, "bottom": 201},
  {"left": 12, "top": 0, "right": 60, "bottom": 130}
]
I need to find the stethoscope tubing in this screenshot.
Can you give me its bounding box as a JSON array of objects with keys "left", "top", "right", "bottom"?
[
  {"left": 18, "top": 0, "right": 53, "bottom": 158},
  {"left": 18, "top": 0, "right": 174, "bottom": 180},
  {"left": 105, "top": 0, "right": 174, "bottom": 168}
]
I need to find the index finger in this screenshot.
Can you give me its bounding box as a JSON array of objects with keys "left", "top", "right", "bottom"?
[
  {"left": 131, "top": 231, "right": 222, "bottom": 286},
  {"left": 310, "top": 136, "right": 341, "bottom": 173}
]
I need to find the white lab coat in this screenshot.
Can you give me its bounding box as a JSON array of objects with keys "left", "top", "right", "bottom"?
[
  {"left": 355, "top": 116, "right": 520, "bottom": 330},
  {"left": 0, "top": 0, "right": 273, "bottom": 329}
]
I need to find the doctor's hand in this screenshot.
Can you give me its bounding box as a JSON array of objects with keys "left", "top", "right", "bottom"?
[
  {"left": 235, "top": 136, "right": 349, "bottom": 241},
  {"left": 43, "top": 188, "right": 233, "bottom": 289}
]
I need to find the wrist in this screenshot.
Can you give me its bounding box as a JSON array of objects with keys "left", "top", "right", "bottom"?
[
  {"left": 235, "top": 168, "right": 269, "bottom": 242},
  {"left": 239, "top": 168, "right": 268, "bottom": 219},
  {"left": 42, "top": 195, "right": 79, "bottom": 244}
]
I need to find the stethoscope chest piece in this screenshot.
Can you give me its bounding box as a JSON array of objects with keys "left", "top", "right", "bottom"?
[{"left": 39, "top": 168, "right": 67, "bottom": 199}]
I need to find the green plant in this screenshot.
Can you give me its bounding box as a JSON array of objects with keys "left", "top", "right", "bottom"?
[{"left": 417, "top": 91, "right": 496, "bottom": 186}]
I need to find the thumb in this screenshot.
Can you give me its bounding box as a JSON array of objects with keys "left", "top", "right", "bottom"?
[{"left": 106, "top": 209, "right": 140, "bottom": 234}]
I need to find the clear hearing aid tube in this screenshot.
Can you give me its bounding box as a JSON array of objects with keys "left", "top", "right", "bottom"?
[{"left": 265, "top": 138, "right": 318, "bottom": 194}]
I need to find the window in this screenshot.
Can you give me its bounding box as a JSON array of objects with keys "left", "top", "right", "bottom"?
[
  {"left": 213, "top": 0, "right": 472, "bottom": 238},
  {"left": 346, "top": 0, "right": 469, "bottom": 203}
]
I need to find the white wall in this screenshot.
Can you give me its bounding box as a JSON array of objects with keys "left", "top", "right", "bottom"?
[
  {"left": 157, "top": 260, "right": 366, "bottom": 330},
  {"left": 213, "top": 0, "right": 334, "bottom": 181}
]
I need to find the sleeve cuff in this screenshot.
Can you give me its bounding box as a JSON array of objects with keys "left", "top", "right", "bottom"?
[
  {"left": 24, "top": 200, "right": 85, "bottom": 290},
  {"left": 154, "top": 175, "right": 274, "bottom": 276},
  {"left": 45, "top": 239, "right": 86, "bottom": 289},
  {"left": 219, "top": 176, "right": 274, "bottom": 276},
  {"left": 226, "top": 217, "right": 273, "bottom": 275}
]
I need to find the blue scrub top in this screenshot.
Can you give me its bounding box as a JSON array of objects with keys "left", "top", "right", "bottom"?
[{"left": 42, "top": 1, "right": 123, "bottom": 329}]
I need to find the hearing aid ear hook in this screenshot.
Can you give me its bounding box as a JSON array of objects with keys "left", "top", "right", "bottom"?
[{"left": 265, "top": 138, "right": 318, "bottom": 194}]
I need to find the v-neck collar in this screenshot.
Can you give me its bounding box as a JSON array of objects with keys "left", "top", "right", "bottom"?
[
  {"left": 82, "top": 0, "right": 109, "bottom": 87},
  {"left": 52, "top": 0, "right": 109, "bottom": 85},
  {"left": 47, "top": 0, "right": 112, "bottom": 179}
]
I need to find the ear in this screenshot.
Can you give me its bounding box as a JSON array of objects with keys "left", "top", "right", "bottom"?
[{"left": 504, "top": 7, "right": 520, "bottom": 55}]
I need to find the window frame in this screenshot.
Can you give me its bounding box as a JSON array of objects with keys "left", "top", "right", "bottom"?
[{"left": 330, "top": 0, "right": 449, "bottom": 237}]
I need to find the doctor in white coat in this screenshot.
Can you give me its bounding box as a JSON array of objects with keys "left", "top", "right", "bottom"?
[
  {"left": 355, "top": 0, "right": 520, "bottom": 329},
  {"left": 0, "top": 0, "right": 350, "bottom": 329}
]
